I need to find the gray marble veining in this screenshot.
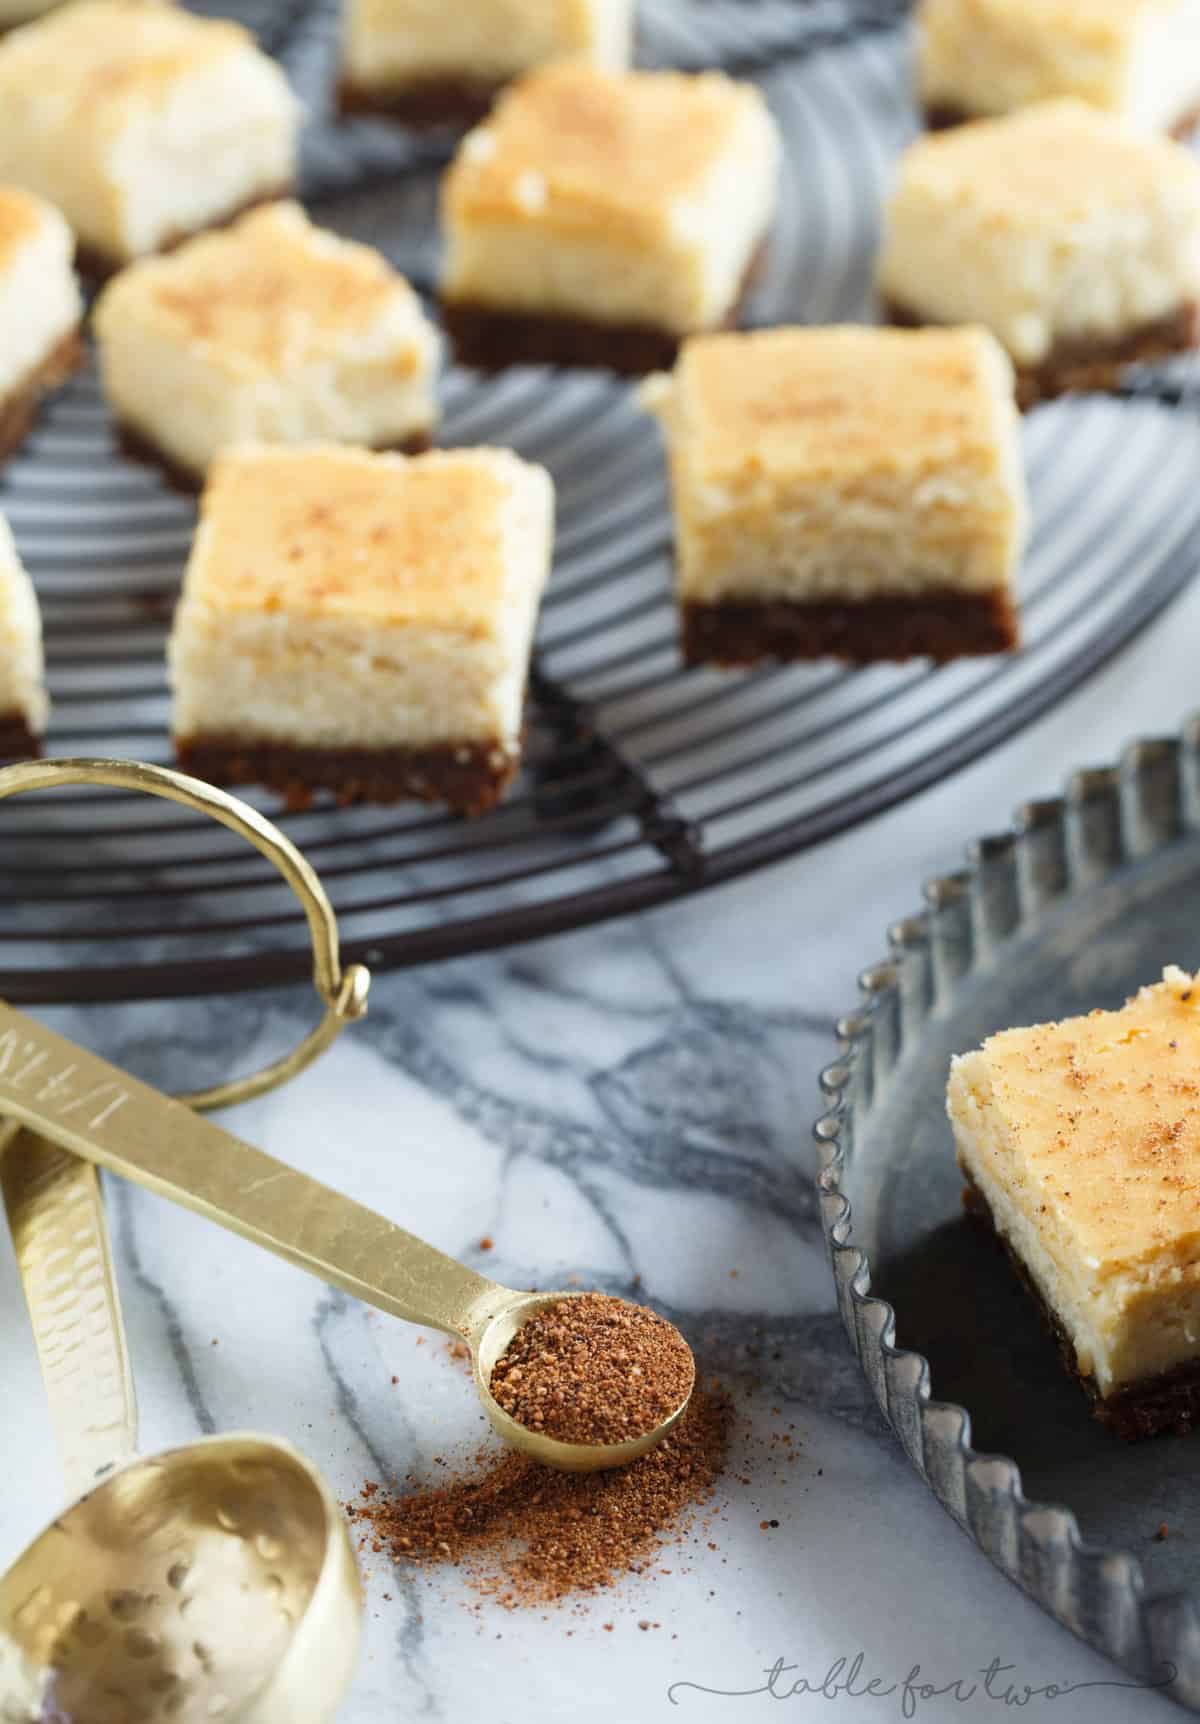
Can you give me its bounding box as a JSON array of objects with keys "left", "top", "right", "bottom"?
[{"left": 9, "top": 585, "right": 1200, "bottom": 1720}]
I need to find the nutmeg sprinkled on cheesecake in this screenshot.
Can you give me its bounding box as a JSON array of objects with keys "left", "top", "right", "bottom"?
[{"left": 948, "top": 967, "right": 1200, "bottom": 1435}]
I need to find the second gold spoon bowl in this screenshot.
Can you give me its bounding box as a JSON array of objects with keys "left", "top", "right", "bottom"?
[
  {"left": 0, "top": 1433, "right": 358, "bottom": 1724},
  {"left": 0, "top": 1124, "right": 361, "bottom": 1724}
]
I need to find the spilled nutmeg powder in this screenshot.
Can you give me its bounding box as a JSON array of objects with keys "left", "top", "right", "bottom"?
[
  {"left": 346, "top": 1382, "right": 731, "bottom": 1608},
  {"left": 489, "top": 1293, "right": 695, "bottom": 1445}
]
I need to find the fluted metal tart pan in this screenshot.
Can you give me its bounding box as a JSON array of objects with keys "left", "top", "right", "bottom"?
[{"left": 816, "top": 723, "right": 1200, "bottom": 1707}]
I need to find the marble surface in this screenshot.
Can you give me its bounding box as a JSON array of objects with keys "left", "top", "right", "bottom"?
[{"left": 9, "top": 595, "right": 1200, "bottom": 1721}]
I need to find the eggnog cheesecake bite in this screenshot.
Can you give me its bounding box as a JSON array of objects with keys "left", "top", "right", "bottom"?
[
  {"left": 0, "top": 0, "right": 300, "bottom": 274},
  {"left": 0, "top": 512, "right": 47, "bottom": 759},
  {"left": 0, "top": 188, "right": 83, "bottom": 468},
  {"left": 170, "top": 444, "right": 554, "bottom": 813},
  {"left": 441, "top": 62, "right": 780, "bottom": 375},
  {"left": 948, "top": 968, "right": 1200, "bottom": 1439},
  {"left": 339, "top": 0, "right": 634, "bottom": 126},
  {"left": 94, "top": 203, "right": 439, "bottom": 490},
  {"left": 917, "top": 0, "right": 1200, "bottom": 134},
  {"left": 878, "top": 102, "right": 1200, "bottom": 408},
  {"left": 641, "top": 325, "right": 1027, "bottom": 666}
]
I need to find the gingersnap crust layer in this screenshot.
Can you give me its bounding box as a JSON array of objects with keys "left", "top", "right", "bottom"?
[
  {"left": 336, "top": 74, "right": 499, "bottom": 129},
  {"left": 681, "top": 589, "right": 1020, "bottom": 668},
  {"left": 175, "top": 734, "right": 519, "bottom": 816},
  {"left": 0, "top": 712, "right": 39, "bottom": 760},
  {"left": 443, "top": 239, "right": 768, "bottom": 377},
  {"left": 962, "top": 1172, "right": 1200, "bottom": 1440},
  {"left": 0, "top": 325, "right": 85, "bottom": 467}
]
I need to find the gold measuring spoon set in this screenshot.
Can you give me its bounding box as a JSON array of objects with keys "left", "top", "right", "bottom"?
[{"left": 0, "top": 760, "right": 694, "bottom": 1723}]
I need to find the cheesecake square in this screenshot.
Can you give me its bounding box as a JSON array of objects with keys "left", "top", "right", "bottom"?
[
  {"left": 878, "top": 101, "right": 1200, "bottom": 408},
  {"left": 441, "top": 62, "right": 780, "bottom": 375},
  {"left": 94, "top": 203, "right": 440, "bottom": 490},
  {"left": 948, "top": 968, "right": 1200, "bottom": 1439},
  {"left": 0, "top": 0, "right": 300, "bottom": 274},
  {"left": 0, "top": 187, "right": 83, "bottom": 469},
  {"left": 339, "top": 0, "right": 634, "bottom": 128},
  {"left": 640, "top": 325, "right": 1027, "bottom": 666},
  {"left": 917, "top": 0, "right": 1200, "bottom": 134},
  {"left": 169, "top": 444, "right": 555, "bottom": 813},
  {"left": 0, "top": 511, "right": 47, "bottom": 759}
]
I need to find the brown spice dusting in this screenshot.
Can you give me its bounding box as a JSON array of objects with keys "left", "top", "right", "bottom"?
[
  {"left": 489, "top": 1293, "right": 694, "bottom": 1446},
  {"left": 1157, "top": 1521, "right": 1170, "bottom": 1541},
  {"left": 346, "top": 1382, "right": 731, "bottom": 1607}
]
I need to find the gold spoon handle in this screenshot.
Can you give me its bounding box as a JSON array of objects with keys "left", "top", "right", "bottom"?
[
  {"left": 0, "top": 1122, "right": 137, "bottom": 1499},
  {"left": 0, "top": 1002, "right": 508, "bottom": 1344}
]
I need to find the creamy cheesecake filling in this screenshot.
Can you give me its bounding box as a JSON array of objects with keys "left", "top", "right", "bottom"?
[
  {"left": 950, "top": 1054, "right": 1200, "bottom": 1393},
  {"left": 96, "top": 217, "right": 439, "bottom": 480},
  {"left": 171, "top": 612, "right": 530, "bottom": 750},
  {"left": 642, "top": 326, "right": 1028, "bottom": 606},
  {"left": 878, "top": 103, "right": 1200, "bottom": 367},
  {"left": 107, "top": 53, "right": 297, "bottom": 261},
  {"left": 665, "top": 107, "right": 780, "bottom": 333},
  {"left": 448, "top": 223, "right": 710, "bottom": 334},
  {"left": 104, "top": 326, "right": 436, "bottom": 480},
  {"left": 0, "top": 2, "right": 300, "bottom": 265},
  {"left": 653, "top": 464, "right": 1027, "bottom": 605},
  {"left": 947, "top": 968, "right": 1200, "bottom": 1397},
  {"left": 0, "top": 512, "right": 47, "bottom": 737},
  {"left": 879, "top": 193, "right": 1200, "bottom": 367},
  {"left": 919, "top": 0, "right": 1200, "bottom": 130},
  {"left": 919, "top": 0, "right": 1127, "bottom": 118},
  {"left": 343, "top": 0, "right": 633, "bottom": 86},
  {"left": 170, "top": 446, "right": 553, "bottom": 753},
  {"left": 0, "top": 201, "right": 80, "bottom": 400},
  {"left": 442, "top": 67, "right": 781, "bottom": 337},
  {"left": 1124, "top": 0, "right": 1200, "bottom": 128}
]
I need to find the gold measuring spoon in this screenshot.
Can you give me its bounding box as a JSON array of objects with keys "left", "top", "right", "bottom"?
[
  {"left": 0, "top": 760, "right": 372, "bottom": 1722},
  {"left": 0, "top": 999, "right": 695, "bottom": 1474},
  {"left": 1, "top": 1128, "right": 361, "bottom": 1724},
  {"left": 0, "top": 755, "right": 371, "bottom": 1496}
]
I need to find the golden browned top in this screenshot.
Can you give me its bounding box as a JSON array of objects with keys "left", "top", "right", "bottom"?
[
  {"left": 647, "top": 324, "right": 1017, "bottom": 482},
  {"left": 96, "top": 204, "right": 428, "bottom": 376},
  {"left": 979, "top": 968, "right": 1200, "bottom": 1275},
  {"left": 189, "top": 444, "right": 552, "bottom": 632},
  {"left": 0, "top": 0, "right": 260, "bottom": 112},
  {"left": 0, "top": 186, "right": 51, "bottom": 273},
  {"left": 443, "top": 61, "right": 770, "bottom": 237},
  {"left": 896, "top": 99, "right": 1200, "bottom": 224}
]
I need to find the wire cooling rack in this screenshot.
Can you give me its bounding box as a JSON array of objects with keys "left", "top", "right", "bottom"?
[{"left": 4, "top": 0, "right": 1200, "bottom": 1003}]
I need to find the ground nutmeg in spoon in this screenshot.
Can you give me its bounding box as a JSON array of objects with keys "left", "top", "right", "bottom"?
[{"left": 490, "top": 1292, "right": 695, "bottom": 1445}]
